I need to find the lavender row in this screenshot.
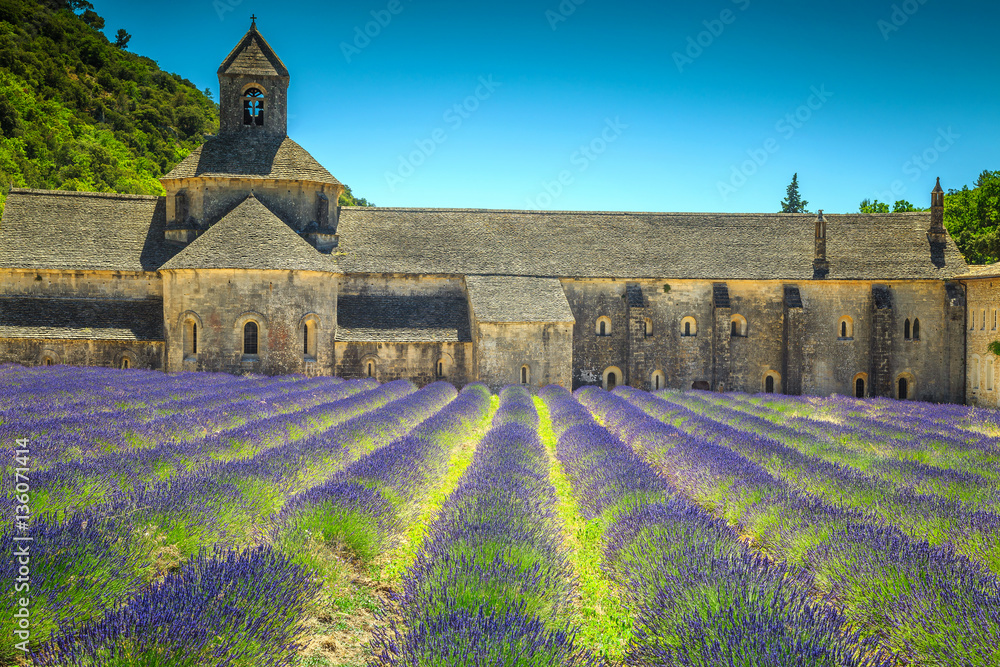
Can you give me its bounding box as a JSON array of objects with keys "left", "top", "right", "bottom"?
[
  {"left": 583, "top": 387, "right": 1000, "bottom": 666},
  {"left": 2, "top": 378, "right": 384, "bottom": 518},
  {"left": 372, "top": 386, "right": 597, "bottom": 666},
  {"left": 0, "top": 382, "right": 455, "bottom": 656},
  {"left": 543, "top": 386, "right": 889, "bottom": 666},
  {"left": 641, "top": 389, "right": 1000, "bottom": 574}
]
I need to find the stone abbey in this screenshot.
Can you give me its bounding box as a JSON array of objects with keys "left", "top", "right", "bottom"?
[{"left": 0, "top": 22, "right": 993, "bottom": 405}]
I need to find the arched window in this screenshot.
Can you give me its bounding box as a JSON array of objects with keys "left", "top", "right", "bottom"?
[
  {"left": 367, "top": 360, "right": 376, "bottom": 378},
  {"left": 765, "top": 375, "right": 775, "bottom": 393},
  {"left": 243, "top": 87, "right": 265, "bottom": 126},
  {"left": 730, "top": 314, "right": 747, "bottom": 338},
  {"left": 993, "top": 309, "right": 998, "bottom": 331},
  {"left": 184, "top": 319, "right": 198, "bottom": 358},
  {"left": 44, "top": 358, "right": 54, "bottom": 366},
  {"left": 904, "top": 319, "right": 911, "bottom": 340},
  {"left": 437, "top": 360, "right": 445, "bottom": 378},
  {"left": 681, "top": 316, "right": 697, "bottom": 337},
  {"left": 763, "top": 371, "right": 781, "bottom": 394},
  {"left": 603, "top": 366, "right": 623, "bottom": 391},
  {"left": 970, "top": 308, "right": 976, "bottom": 330},
  {"left": 853, "top": 373, "right": 868, "bottom": 399},
  {"left": 120, "top": 357, "right": 130, "bottom": 369},
  {"left": 243, "top": 321, "right": 259, "bottom": 355},
  {"left": 838, "top": 316, "right": 853, "bottom": 339},
  {"left": 897, "top": 373, "right": 915, "bottom": 400},
  {"left": 983, "top": 309, "right": 988, "bottom": 330},
  {"left": 972, "top": 354, "right": 981, "bottom": 390},
  {"left": 521, "top": 365, "right": 530, "bottom": 385},
  {"left": 596, "top": 316, "right": 611, "bottom": 337},
  {"left": 644, "top": 318, "right": 653, "bottom": 337},
  {"left": 302, "top": 320, "right": 317, "bottom": 359},
  {"left": 651, "top": 370, "right": 665, "bottom": 391},
  {"left": 988, "top": 359, "right": 995, "bottom": 391},
  {"left": 912, "top": 318, "right": 920, "bottom": 340}
]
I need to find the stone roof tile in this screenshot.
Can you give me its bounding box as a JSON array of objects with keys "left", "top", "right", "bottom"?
[
  {"left": 465, "top": 275, "right": 575, "bottom": 323},
  {"left": 336, "top": 294, "right": 471, "bottom": 342},
  {"left": 161, "top": 135, "right": 340, "bottom": 185},
  {"left": 160, "top": 196, "right": 334, "bottom": 272},
  {"left": 0, "top": 297, "right": 163, "bottom": 341},
  {"left": 218, "top": 26, "right": 289, "bottom": 78},
  {"left": 0, "top": 189, "right": 179, "bottom": 272},
  {"left": 336, "top": 208, "right": 968, "bottom": 280}
]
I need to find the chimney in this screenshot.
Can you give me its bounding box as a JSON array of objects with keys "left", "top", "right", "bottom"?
[
  {"left": 813, "top": 209, "right": 829, "bottom": 278},
  {"left": 929, "top": 177, "right": 947, "bottom": 243}
]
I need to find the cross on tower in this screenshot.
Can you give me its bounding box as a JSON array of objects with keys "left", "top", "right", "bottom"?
[{"left": 250, "top": 15, "right": 257, "bottom": 27}]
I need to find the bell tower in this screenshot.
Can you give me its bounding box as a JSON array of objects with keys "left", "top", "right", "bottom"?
[{"left": 217, "top": 17, "right": 290, "bottom": 136}]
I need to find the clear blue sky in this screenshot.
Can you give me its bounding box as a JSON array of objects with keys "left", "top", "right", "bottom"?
[{"left": 92, "top": 0, "right": 997, "bottom": 213}]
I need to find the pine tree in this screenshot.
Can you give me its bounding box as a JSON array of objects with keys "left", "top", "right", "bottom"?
[{"left": 780, "top": 173, "right": 808, "bottom": 213}]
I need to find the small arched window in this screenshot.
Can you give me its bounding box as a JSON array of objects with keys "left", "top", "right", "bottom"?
[
  {"left": 912, "top": 318, "right": 920, "bottom": 340},
  {"left": 853, "top": 373, "right": 868, "bottom": 399},
  {"left": 896, "top": 373, "right": 915, "bottom": 400},
  {"left": 681, "top": 316, "right": 697, "bottom": 337},
  {"left": 972, "top": 354, "right": 982, "bottom": 390},
  {"left": 988, "top": 359, "right": 995, "bottom": 391},
  {"left": 184, "top": 319, "right": 198, "bottom": 358},
  {"left": 243, "top": 321, "right": 259, "bottom": 355},
  {"left": 521, "top": 365, "right": 530, "bottom": 385},
  {"left": 243, "top": 87, "right": 265, "bottom": 126},
  {"left": 651, "top": 370, "right": 665, "bottom": 391},
  {"left": 644, "top": 318, "right": 653, "bottom": 337},
  {"left": 437, "top": 360, "right": 445, "bottom": 378},
  {"left": 731, "top": 314, "right": 747, "bottom": 338},
  {"left": 898, "top": 377, "right": 909, "bottom": 400},
  {"left": 120, "top": 357, "right": 131, "bottom": 369},
  {"left": 904, "top": 319, "right": 911, "bottom": 340},
  {"left": 983, "top": 309, "right": 988, "bottom": 331},
  {"left": 44, "top": 358, "right": 54, "bottom": 366},
  {"left": 763, "top": 371, "right": 781, "bottom": 394},
  {"left": 838, "top": 316, "right": 853, "bottom": 339},
  {"left": 596, "top": 317, "right": 612, "bottom": 337},
  {"left": 303, "top": 320, "right": 317, "bottom": 359},
  {"left": 367, "top": 360, "right": 375, "bottom": 378}
]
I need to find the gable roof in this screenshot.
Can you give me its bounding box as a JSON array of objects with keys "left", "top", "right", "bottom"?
[
  {"left": 161, "top": 134, "right": 340, "bottom": 186},
  {"left": 0, "top": 189, "right": 179, "bottom": 272},
  {"left": 336, "top": 294, "right": 471, "bottom": 342},
  {"left": 335, "top": 208, "right": 968, "bottom": 281},
  {"left": 218, "top": 25, "right": 289, "bottom": 78},
  {"left": 0, "top": 297, "right": 163, "bottom": 341},
  {"left": 465, "top": 276, "right": 575, "bottom": 323},
  {"left": 159, "top": 196, "right": 333, "bottom": 272}
]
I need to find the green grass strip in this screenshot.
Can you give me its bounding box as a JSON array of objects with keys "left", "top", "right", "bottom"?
[
  {"left": 534, "top": 397, "right": 631, "bottom": 664},
  {"left": 379, "top": 395, "right": 500, "bottom": 585}
]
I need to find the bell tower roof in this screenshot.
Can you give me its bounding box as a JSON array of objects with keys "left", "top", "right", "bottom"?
[{"left": 218, "top": 20, "right": 288, "bottom": 79}]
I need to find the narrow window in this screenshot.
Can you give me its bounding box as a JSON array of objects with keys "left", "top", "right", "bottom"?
[
  {"left": 192, "top": 323, "right": 197, "bottom": 354},
  {"left": 44, "top": 358, "right": 54, "bottom": 366},
  {"left": 243, "top": 87, "right": 265, "bottom": 126},
  {"left": 437, "top": 361, "right": 444, "bottom": 378},
  {"left": 655, "top": 374, "right": 661, "bottom": 390},
  {"left": 731, "top": 321, "right": 738, "bottom": 336},
  {"left": 243, "top": 321, "right": 258, "bottom": 355},
  {"left": 367, "top": 361, "right": 374, "bottom": 378},
  {"left": 994, "top": 309, "right": 998, "bottom": 331},
  {"left": 600, "top": 320, "right": 607, "bottom": 336},
  {"left": 988, "top": 360, "right": 995, "bottom": 391},
  {"left": 765, "top": 376, "right": 775, "bottom": 393},
  {"left": 841, "top": 321, "right": 847, "bottom": 338},
  {"left": 898, "top": 377, "right": 909, "bottom": 400},
  {"left": 855, "top": 377, "right": 865, "bottom": 398},
  {"left": 972, "top": 356, "right": 981, "bottom": 389},
  {"left": 685, "top": 321, "right": 691, "bottom": 336},
  {"left": 303, "top": 324, "right": 309, "bottom": 355},
  {"left": 983, "top": 310, "right": 987, "bottom": 330},
  {"left": 645, "top": 318, "right": 653, "bottom": 337},
  {"left": 912, "top": 318, "right": 920, "bottom": 340},
  {"left": 521, "top": 366, "right": 529, "bottom": 384},
  {"left": 184, "top": 319, "right": 198, "bottom": 357},
  {"left": 607, "top": 371, "right": 617, "bottom": 390},
  {"left": 904, "top": 319, "right": 911, "bottom": 340},
  {"left": 120, "top": 358, "right": 130, "bottom": 369}
]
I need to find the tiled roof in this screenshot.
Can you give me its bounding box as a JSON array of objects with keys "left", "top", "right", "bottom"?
[
  {"left": 336, "top": 294, "right": 471, "bottom": 342},
  {"left": 336, "top": 208, "right": 968, "bottom": 280},
  {"left": 465, "top": 276, "right": 575, "bottom": 323},
  {"left": 0, "top": 297, "right": 163, "bottom": 341},
  {"left": 0, "top": 189, "right": 179, "bottom": 272},
  {"left": 160, "top": 196, "right": 333, "bottom": 272},
  {"left": 161, "top": 134, "right": 340, "bottom": 185},
  {"left": 218, "top": 26, "right": 289, "bottom": 78}
]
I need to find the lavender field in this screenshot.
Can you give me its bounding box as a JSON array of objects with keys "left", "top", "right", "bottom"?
[{"left": 2, "top": 365, "right": 999, "bottom": 666}]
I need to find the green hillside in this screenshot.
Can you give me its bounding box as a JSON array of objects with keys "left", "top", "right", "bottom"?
[{"left": 0, "top": 0, "right": 222, "bottom": 217}]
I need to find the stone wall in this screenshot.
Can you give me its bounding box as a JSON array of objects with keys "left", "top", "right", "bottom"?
[
  {"left": 335, "top": 341, "right": 473, "bottom": 387},
  {"left": 964, "top": 279, "right": 998, "bottom": 406},
  {"left": 162, "top": 268, "right": 336, "bottom": 375},
  {"left": 0, "top": 269, "right": 162, "bottom": 300},
  {"left": 0, "top": 338, "right": 163, "bottom": 369},
  {"left": 471, "top": 321, "right": 573, "bottom": 392}
]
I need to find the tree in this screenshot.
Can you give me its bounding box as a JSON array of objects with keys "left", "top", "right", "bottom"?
[
  {"left": 860, "top": 199, "right": 890, "bottom": 213},
  {"left": 944, "top": 170, "right": 1000, "bottom": 264},
  {"left": 114, "top": 28, "right": 131, "bottom": 49},
  {"left": 339, "top": 184, "right": 374, "bottom": 207},
  {"left": 780, "top": 173, "right": 808, "bottom": 213}
]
